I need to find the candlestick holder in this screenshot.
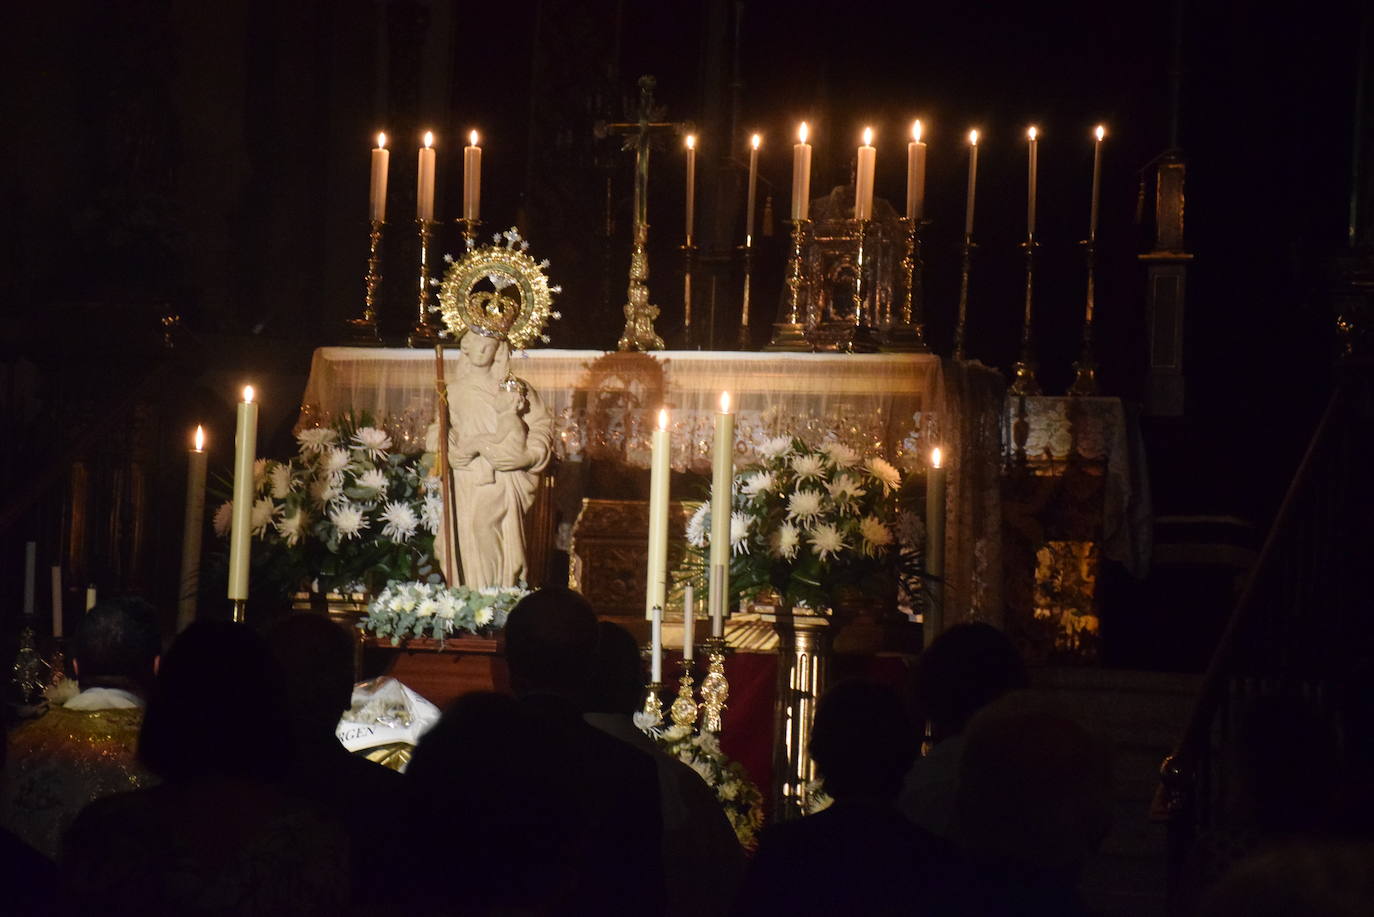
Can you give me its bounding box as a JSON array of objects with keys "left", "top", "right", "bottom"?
[
  {"left": 737, "top": 244, "right": 755, "bottom": 350},
  {"left": 1009, "top": 239, "right": 1042, "bottom": 396},
  {"left": 346, "top": 220, "right": 384, "bottom": 344},
  {"left": 408, "top": 219, "right": 443, "bottom": 347},
  {"left": 677, "top": 242, "right": 698, "bottom": 349},
  {"left": 1068, "top": 239, "right": 1100, "bottom": 396},
  {"left": 618, "top": 221, "right": 665, "bottom": 351},
  {"left": 882, "top": 216, "right": 930, "bottom": 352},
  {"left": 230, "top": 599, "right": 246, "bottom": 625},
  {"left": 46, "top": 637, "right": 68, "bottom": 690},
  {"left": 699, "top": 635, "right": 730, "bottom": 733},
  {"left": 766, "top": 218, "right": 813, "bottom": 351},
  {"left": 457, "top": 217, "right": 481, "bottom": 252},
  {"left": 953, "top": 233, "right": 976, "bottom": 360},
  {"left": 669, "top": 659, "right": 699, "bottom": 729},
  {"left": 10, "top": 623, "right": 51, "bottom": 707},
  {"left": 641, "top": 680, "right": 665, "bottom": 729}
]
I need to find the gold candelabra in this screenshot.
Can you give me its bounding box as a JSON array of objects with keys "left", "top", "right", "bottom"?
[
  {"left": 346, "top": 220, "right": 384, "bottom": 343},
  {"left": 953, "top": 232, "right": 975, "bottom": 361},
  {"left": 618, "top": 222, "right": 665, "bottom": 351},
  {"left": 669, "top": 658, "right": 699, "bottom": 729},
  {"left": 766, "top": 218, "right": 812, "bottom": 351},
  {"left": 882, "top": 217, "right": 929, "bottom": 352},
  {"left": 641, "top": 680, "right": 664, "bottom": 729},
  {"left": 408, "top": 219, "right": 442, "bottom": 347},
  {"left": 1069, "top": 238, "right": 1100, "bottom": 395},
  {"left": 1009, "top": 239, "right": 1042, "bottom": 395},
  {"left": 699, "top": 636, "right": 730, "bottom": 733}
]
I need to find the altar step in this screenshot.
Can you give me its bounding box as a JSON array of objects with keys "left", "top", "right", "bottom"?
[{"left": 1025, "top": 666, "right": 1202, "bottom": 917}]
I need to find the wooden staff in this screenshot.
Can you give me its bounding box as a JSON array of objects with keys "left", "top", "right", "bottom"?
[{"left": 434, "top": 343, "right": 461, "bottom": 586}]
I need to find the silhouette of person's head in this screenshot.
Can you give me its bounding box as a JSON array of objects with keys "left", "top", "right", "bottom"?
[
  {"left": 810, "top": 678, "right": 920, "bottom": 803},
  {"left": 72, "top": 597, "right": 161, "bottom": 694},
  {"left": 138, "top": 621, "right": 290, "bottom": 783},
  {"left": 503, "top": 587, "right": 599, "bottom": 702},
  {"left": 916, "top": 622, "right": 1027, "bottom": 742},
  {"left": 587, "top": 620, "right": 645, "bottom": 716},
  {"left": 954, "top": 694, "right": 1111, "bottom": 873},
  {"left": 266, "top": 613, "right": 356, "bottom": 743}
]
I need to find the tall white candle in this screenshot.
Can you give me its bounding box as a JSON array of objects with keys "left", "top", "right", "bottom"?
[
  {"left": 1089, "top": 125, "right": 1105, "bottom": 242},
  {"left": 178, "top": 425, "right": 208, "bottom": 632},
  {"left": 416, "top": 131, "right": 436, "bottom": 223},
  {"left": 791, "top": 122, "right": 813, "bottom": 221},
  {"left": 685, "top": 134, "right": 697, "bottom": 244},
  {"left": 906, "top": 120, "right": 927, "bottom": 221},
  {"left": 682, "top": 583, "right": 695, "bottom": 660},
  {"left": 651, "top": 604, "right": 663, "bottom": 683},
  {"left": 855, "top": 127, "right": 876, "bottom": 220},
  {"left": 645, "top": 409, "right": 671, "bottom": 620},
  {"left": 925, "top": 447, "right": 947, "bottom": 644},
  {"left": 745, "top": 134, "right": 761, "bottom": 245},
  {"left": 85, "top": 586, "right": 96, "bottom": 612},
  {"left": 463, "top": 130, "right": 482, "bottom": 222},
  {"left": 227, "top": 386, "right": 259, "bottom": 602},
  {"left": 369, "top": 132, "right": 390, "bottom": 222},
  {"left": 50, "top": 566, "right": 62, "bottom": 638},
  {"left": 964, "top": 130, "right": 980, "bottom": 236},
  {"left": 709, "top": 392, "right": 734, "bottom": 632},
  {"left": 1026, "top": 126, "right": 1039, "bottom": 239}
]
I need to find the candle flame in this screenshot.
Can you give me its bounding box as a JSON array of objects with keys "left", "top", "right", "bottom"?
[
  {"left": 1095, "top": 124, "right": 1106, "bottom": 141},
  {"left": 931, "top": 447, "right": 943, "bottom": 469},
  {"left": 862, "top": 126, "right": 873, "bottom": 146},
  {"left": 969, "top": 129, "right": 979, "bottom": 146},
  {"left": 751, "top": 133, "right": 761, "bottom": 150},
  {"left": 658, "top": 408, "right": 669, "bottom": 431},
  {"left": 376, "top": 132, "right": 387, "bottom": 149},
  {"left": 193, "top": 425, "right": 205, "bottom": 452},
  {"left": 242, "top": 385, "right": 255, "bottom": 404},
  {"left": 1027, "top": 126, "right": 1038, "bottom": 141},
  {"left": 720, "top": 391, "right": 731, "bottom": 414},
  {"left": 912, "top": 119, "right": 923, "bottom": 142},
  {"left": 686, "top": 133, "right": 696, "bottom": 150},
  {"left": 423, "top": 131, "right": 434, "bottom": 149},
  {"left": 469, "top": 130, "right": 479, "bottom": 146},
  {"left": 798, "top": 122, "right": 809, "bottom": 143}
]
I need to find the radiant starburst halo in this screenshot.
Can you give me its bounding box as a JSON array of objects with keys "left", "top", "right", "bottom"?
[
  {"left": 790, "top": 453, "right": 826, "bottom": 481},
  {"left": 866, "top": 457, "right": 901, "bottom": 493},
  {"left": 437, "top": 227, "right": 557, "bottom": 349},
  {"left": 352, "top": 426, "right": 393, "bottom": 459},
  {"left": 786, "top": 489, "right": 824, "bottom": 521},
  {"left": 808, "top": 523, "right": 847, "bottom": 560},
  {"left": 329, "top": 503, "right": 369, "bottom": 539},
  {"left": 296, "top": 427, "right": 338, "bottom": 453},
  {"left": 859, "top": 516, "right": 893, "bottom": 554},
  {"left": 380, "top": 501, "right": 419, "bottom": 542}
]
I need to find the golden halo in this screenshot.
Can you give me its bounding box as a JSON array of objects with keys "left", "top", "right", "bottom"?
[{"left": 436, "top": 231, "right": 556, "bottom": 350}]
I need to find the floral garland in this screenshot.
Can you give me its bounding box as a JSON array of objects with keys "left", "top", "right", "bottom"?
[
  {"left": 655, "top": 724, "right": 766, "bottom": 851},
  {"left": 362, "top": 580, "right": 527, "bottom": 645}
]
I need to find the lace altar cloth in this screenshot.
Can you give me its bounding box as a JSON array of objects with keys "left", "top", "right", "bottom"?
[{"left": 298, "top": 348, "right": 1006, "bottom": 625}]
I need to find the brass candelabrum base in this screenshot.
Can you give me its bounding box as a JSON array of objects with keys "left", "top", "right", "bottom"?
[
  {"left": 346, "top": 220, "right": 384, "bottom": 344},
  {"left": 882, "top": 216, "right": 930, "bottom": 353},
  {"left": 676, "top": 243, "right": 698, "bottom": 349},
  {"left": 1009, "top": 239, "right": 1042, "bottom": 396},
  {"left": 641, "top": 681, "right": 664, "bottom": 729},
  {"left": 1069, "top": 239, "right": 1101, "bottom": 396},
  {"left": 618, "top": 223, "right": 665, "bottom": 352},
  {"left": 408, "top": 220, "right": 443, "bottom": 347},
  {"left": 699, "top": 636, "right": 730, "bottom": 733},
  {"left": 669, "top": 661, "right": 699, "bottom": 729},
  {"left": 953, "top": 234, "right": 975, "bottom": 361},
  {"left": 767, "top": 219, "right": 813, "bottom": 352}
]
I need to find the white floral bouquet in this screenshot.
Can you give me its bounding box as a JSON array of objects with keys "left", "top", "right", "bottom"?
[
  {"left": 656, "top": 724, "right": 766, "bottom": 851},
  {"left": 361, "top": 580, "right": 527, "bottom": 645},
  {"left": 683, "top": 437, "right": 924, "bottom": 613},
  {"left": 212, "top": 415, "right": 438, "bottom": 596}
]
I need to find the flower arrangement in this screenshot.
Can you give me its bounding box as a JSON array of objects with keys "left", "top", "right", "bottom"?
[
  {"left": 682, "top": 438, "right": 925, "bottom": 613},
  {"left": 361, "top": 580, "right": 527, "bottom": 645},
  {"left": 212, "top": 415, "right": 438, "bottom": 597},
  {"left": 656, "top": 724, "right": 766, "bottom": 851}
]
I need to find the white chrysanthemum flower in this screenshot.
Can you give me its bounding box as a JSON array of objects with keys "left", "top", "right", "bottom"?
[
  {"left": 820, "top": 442, "right": 859, "bottom": 467},
  {"left": 420, "top": 494, "right": 443, "bottom": 534},
  {"left": 808, "top": 522, "right": 847, "bottom": 560},
  {"left": 769, "top": 522, "right": 801, "bottom": 560},
  {"left": 756, "top": 436, "right": 793, "bottom": 459},
  {"left": 269, "top": 463, "right": 293, "bottom": 499},
  {"left": 322, "top": 448, "right": 351, "bottom": 475},
  {"left": 786, "top": 489, "right": 824, "bottom": 521},
  {"left": 474, "top": 605, "right": 495, "bottom": 628},
  {"left": 329, "top": 502, "right": 368, "bottom": 540},
  {"left": 790, "top": 453, "right": 827, "bottom": 481},
  {"left": 352, "top": 426, "right": 393, "bottom": 459},
  {"left": 859, "top": 516, "right": 893, "bottom": 554},
  {"left": 296, "top": 426, "right": 338, "bottom": 453},
  {"left": 310, "top": 478, "right": 340, "bottom": 508},
  {"left": 729, "top": 512, "right": 751, "bottom": 555},
  {"left": 685, "top": 502, "right": 710, "bottom": 548},
  {"left": 415, "top": 598, "right": 439, "bottom": 618},
  {"left": 212, "top": 500, "right": 234, "bottom": 536},
  {"left": 866, "top": 457, "right": 901, "bottom": 493},
  {"left": 741, "top": 471, "right": 775, "bottom": 497},
  {"left": 251, "top": 496, "right": 277, "bottom": 537},
  {"left": 276, "top": 509, "right": 309, "bottom": 547},
  {"left": 380, "top": 501, "right": 419, "bottom": 542},
  {"left": 827, "top": 473, "right": 866, "bottom": 504},
  {"left": 252, "top": 458, "right": 269, "bottom": 490},
  {"left": 436, "top": 593, "right": 459, "bottom": 619},
  {"left": 355, "top": 468, "right": 389, "bottom": 495},
  {"left": 689, "top": 760, "right": 714, "bottom": 783}
]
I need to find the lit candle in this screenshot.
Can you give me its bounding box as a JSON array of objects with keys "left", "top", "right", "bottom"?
[
  {"left": 463, "top": 130, "right": 482, "bottom": 222},
  {"left": 925, "top": 447, "right": 947, "bottom": 643},
  {"left": 963, "top": 129, "right": 980, "bottom": 236},
  {"left": 227, "top": 386, "right": 259, "bottom": 602},
  {"left": 177, "top": 425, "right": 208, "bottom": 632},
  {"left": 1089, "top": 125, "right": 1106, "bottom": 242},
  {"left": 792, "top": 122, "right": 813, "bottom": 221},
  {"left": 1026, "top": 126, "right": 1039, "bottom": 239},
  {"left": 709, "top": 392, "right": 734, "bottom": 635},
  {"left": 416, "top": 131, "right": 436, "bottom": 223},
  {"left": 85, "top": 586, "right": 96, "bottom": 612},
  {"left": 651, "top": 604, "right": 663, "bottom": 683},
  {"left": 745, "top": 134, "right": 761, "bottom": 245},
  {"left": 369, "top": 132, "right": 389, "bottom": 222},
  {"left": 906, "top": 120, "right": 927, "bottom": 221},
  {"left": 685, "top": 134, "right": 697, "bottom": 244},
  {"left": 51, "top": 566, "right": 62, "bottom": 638},
  {"left": 22, "top": 541, "right": 35, "bottom": 617},
  {"left": 855, "top": 127, "right": 876, "bottom": 220},
  {"left": 682, "top": 582, "right": 695, "bottom": 661},
  {"left": 645, "top": 408, "right": 671, "bottom": 621}
]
